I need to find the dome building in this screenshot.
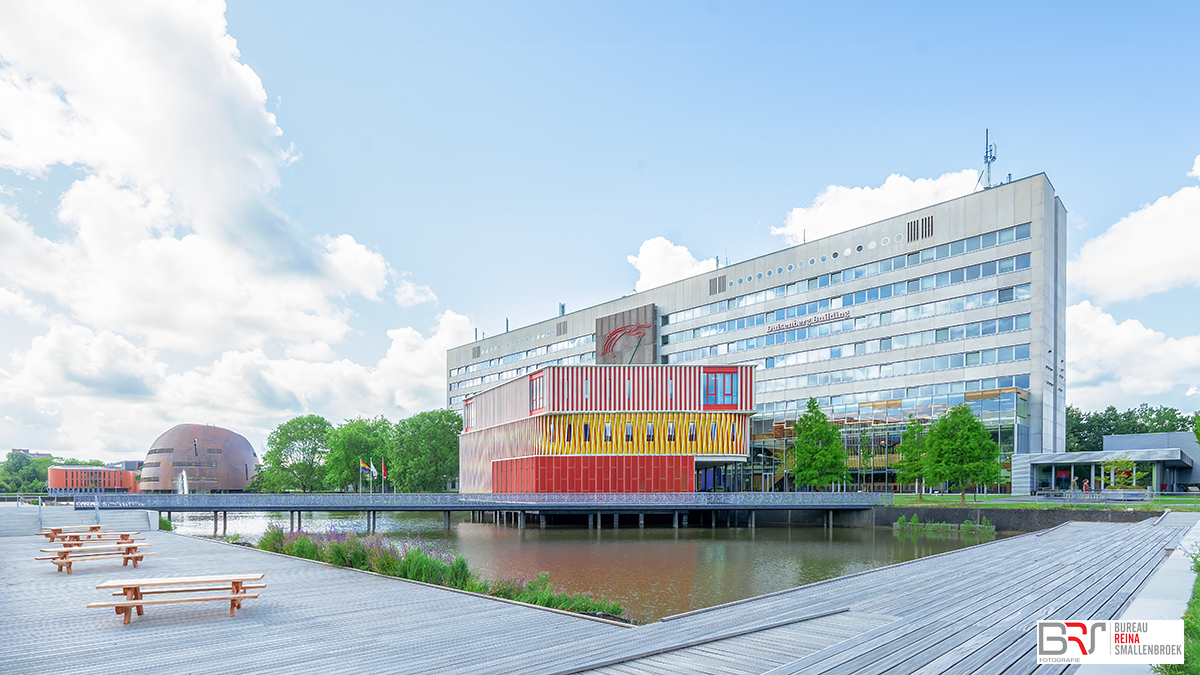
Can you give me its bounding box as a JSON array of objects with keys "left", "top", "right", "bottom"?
[{"left": 140, "top": 424, "right": 260, "bottom": 494}]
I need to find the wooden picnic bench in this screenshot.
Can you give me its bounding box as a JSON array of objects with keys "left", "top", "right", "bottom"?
[
  {"left": 87, "top": 574, "right": 265, "bottom": 624},
  {"left": 36, "top": 542, "right": 154, "bottom": 574},
  {"left": 42, "top": 531, "right": 141, "bottom": 543},
  {"left": 39, "top": 525, "right": 103, "bottom": 537},
  {"left": 57, "top": 535, "right": 145, "bottom": 548}
]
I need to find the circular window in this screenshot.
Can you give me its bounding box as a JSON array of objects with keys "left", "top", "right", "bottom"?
[
  {"left": 882, "top": 237, "right": 890, "bottom": 246},
  {"left": 777, "top": 267, "right": 783, "bottom": 274},
  {"left": 809, "top": 258, "right": 816, "bottom": 265},
  {"left": 738, "top": 278, "right": 744, "bottom": 285},
  {"left": 756, "top": 273, "right": 763, "bottom": 279},
  {"left": 832, "top": 251, "right": 839, "bottom": 259},
  {"left": 896, "top": 233, "right": 904, "bottom": 242},
  {"left": 868, "top": 241, "right": 877, "bottom": 250},
  {"left": 766, "top": 270, "right": 772, "bottom": 277},
  {"left": 843, "top": 248, "right": 851, "bottom": 256},
  {"left": 856, "top": 245, "right": 863, "bottom": 252},
  {"left": 728, "top": 281, "right": 734, "bottom": 287},
  {"left": 820, "top": 255, "right": 827, "bottom": 263},
  {"left": 787, "top": 264, "right": 794, "bottom": 271}
]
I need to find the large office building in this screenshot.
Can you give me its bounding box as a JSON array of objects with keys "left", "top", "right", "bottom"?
[{"left": 447, "top": 174, "right": 1068, "bottom": 492}]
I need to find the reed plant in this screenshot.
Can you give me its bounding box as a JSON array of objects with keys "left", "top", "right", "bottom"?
[{"left": 256, "top": 524, "right": 624, "bottom": 618}]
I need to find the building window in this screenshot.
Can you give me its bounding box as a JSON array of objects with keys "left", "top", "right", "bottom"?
[
  {"left": 647, "top": 422, "right": 654, "bottom": 442},
  {"left": 668, "top": 379, "right": 674, "bottom": 399},
  {"left": 604, "top": 423, "right": 612, "bottom": 442},
  {"left": 688, "top": 422, "right": 697, "bottom": 442},
  {"left": 566, "top": 424, "right": 573, "bottom": 442},
  {"left": 549, "top": 424, "right": 555, "bottom": 442},
  {"left": 710, "top": 422, "right": 718, "bottom": 441},
  {"left": 584, "top": 423, "right": 590, "bottom": 442},
  {"left": 530, "top": 376, "right": 545, "bottom": 412},
  {"left": 703, "top": 371, "right": 739, "bottom": 407},
  {"left": 730, "top": 423, "right": 736, "bottom": 442},
  {"left": 584, "top": 381, "right": 590, "bottom": 399},
  {"left": 625, "top": 423, "right": 633, "bottom": 442},
  {"left": 626, "top": 380, "right": 631, "bottom": 398},
  {"left": 667, "top": 422, "right": 675, "bottom": 442}
]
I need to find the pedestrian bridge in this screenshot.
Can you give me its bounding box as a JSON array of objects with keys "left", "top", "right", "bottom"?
[{"left": 76, "top": 491, "right": 890, "bottom": 513}]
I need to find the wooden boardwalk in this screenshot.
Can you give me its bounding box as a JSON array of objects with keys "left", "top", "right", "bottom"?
[{"left": 0, "top": 515, "right": 1190, "bottom": 674}]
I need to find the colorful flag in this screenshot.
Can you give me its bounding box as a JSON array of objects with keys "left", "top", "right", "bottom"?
[
  {"left": 359, "top": 459, "right": 370, "bottom": 473},
  {"left": 382, "top": 458, "right": 387, "bottom": 480},
  {"left": 370, "top": 460, "right": 378, "bottom": 479}
]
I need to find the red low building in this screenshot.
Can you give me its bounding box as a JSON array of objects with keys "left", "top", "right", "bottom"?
[{"left": 48, "top": 466, "right": 141, "bottom": 495}]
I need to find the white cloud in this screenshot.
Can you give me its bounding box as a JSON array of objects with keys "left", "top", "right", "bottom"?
[
  {"left": 772, "top": 170, "right": 980, "bottom": 245},
  {"left": 0, "top": 3, "right": 470, "bottom": 461},
  {"left": 1189, "top": 154, "right": 1200, "bottom": 180},
  {"left": 394, "top": 278, "right": 438, "bottom": 308},
  {"left": 627, "top": 237, "right": 718, "bottom": 293},
  {"left": 0, "top": 312, "right": 474, "bottom": 460},
  {"left": 1066, "top": 301, "right": 1200, "bottom": 411},
  {"left": 0, "top": 2, "right": 391, "bottom": 354},
  {"left": 1069, "top": 158, "right": 1200, "bottom": 304}
]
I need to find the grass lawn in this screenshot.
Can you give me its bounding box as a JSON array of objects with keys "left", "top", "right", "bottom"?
[
  {"left": 890, "top": 493, "right": 1195, "bottom": 511},
  {"left": 1153, "top": 554, "right": 1200, "bottom": 675}
]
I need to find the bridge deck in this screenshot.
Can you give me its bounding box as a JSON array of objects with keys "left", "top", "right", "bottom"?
[{"left": 0, "top": 516, "right": 1189, "bottom": 674}]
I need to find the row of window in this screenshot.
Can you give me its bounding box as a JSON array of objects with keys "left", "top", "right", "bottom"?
[
  {"left": 758, "top": 372, "right": 1032, "bottom": 410},
  {"left": 449, "top": 350, "right": 596, "bottom": 392},
  {"left": 666, "top": 282, "right": 1031, "bottom": 348},
  {"left": 554, "top": 420, "right": 737, "bottom": 444},
  {"left": 766, "top": 343, "right": 1031, "bottom": 377},
  {"left": 664, "top": 284, "right": 1031, "bottom": 365},
  {"left": 663, "top": 222, "right": 1032, "bottom": 326},
  {"left": 451, "top": 333, "right": 596, "bottom": 377}
]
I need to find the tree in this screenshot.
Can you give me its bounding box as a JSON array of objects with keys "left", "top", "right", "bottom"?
[
  {"left": 784, "top": 399, "right": 849, "bottom": 490},
  {"left": 923, "top": 404, "right": 1002, "bottom": 506},
  {"left": 386, "top": 410, "right": 462, "bottom": 493},
  {"left": 260, "top": 415, "right": 333, "bottom": 492},
  {"left": 1067, "top": 404, "right": 1195, "bottom": 453},
  {"left": 1100, "top": 456, "right": 1149, "bottom": 490},
  {"left": 894, "top": 415, "right": 928, "bottom": 499},
  {"left": 325, "top": 416, "right": 393, "bottom": 491}
]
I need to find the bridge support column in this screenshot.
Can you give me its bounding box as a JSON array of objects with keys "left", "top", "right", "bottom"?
[
  {"left": 749, "top": 510, "right": 756, "bottom": 529},
  {"left": 540, "top": 514, "right": 546, "bottom": 528},
  {"left": 588, "top": 513, "right": 593, "bottom": 529},
  {"left": 222, "top": 511, "right": 227, "bottom": 537},
  {"left": 613, "top": 513, "right": 618, "bottom": 530},
  {"left": 213, "top": 511, "right": 218, "bottom": 536},
  {"left": 639, "top": 513, "right": 644, "bottom": 528},
  {"left": 597, "top": 511, "right": 602, "bottom": 530},
  {"left": 444, "top": 511, "right": 451, "bottom": 530},
  {"left": 518, "top": 511, "right": 525, "bottom": 529},
  {"left": 711, "top": 510, "right": 715, "bottom": 528},
  {"left": 682, "top": 512, "right": 688, "bottom": 528},
  {"left": 673, "top": 511, "right": 678, "bottom": 528}
]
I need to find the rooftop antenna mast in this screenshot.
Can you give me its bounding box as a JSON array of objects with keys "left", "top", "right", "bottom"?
[{"left": 982, "top": 129, "right": 997, "bottom": 189}]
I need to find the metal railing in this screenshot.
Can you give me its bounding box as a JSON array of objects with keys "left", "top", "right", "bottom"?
[
  {"left": 1034, "top": 489, "right": 1153, "bottom": 504},
  {"left": 76, "top": 491, "right": 892, "bottom": 512}
]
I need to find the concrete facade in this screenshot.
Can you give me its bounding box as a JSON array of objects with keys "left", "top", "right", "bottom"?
[{"left": 448, "top": 174, "right": 1068, "bottom": 487}]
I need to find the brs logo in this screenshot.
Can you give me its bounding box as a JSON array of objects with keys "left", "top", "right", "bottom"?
[{"left": 1038, "top": 621, "right": 1107, "bottom": 656}]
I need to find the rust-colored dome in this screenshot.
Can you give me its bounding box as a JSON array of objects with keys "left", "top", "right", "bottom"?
[{"left": 140, "top": 424, "right": 259, "bottom": 493}]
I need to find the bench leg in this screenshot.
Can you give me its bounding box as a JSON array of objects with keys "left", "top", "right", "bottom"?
[
  {"left": 123, "top": 607, "right": 131, "bottom": 625},
  {"left": 230, "top": 599, "right": 237, "bottom": 617}
]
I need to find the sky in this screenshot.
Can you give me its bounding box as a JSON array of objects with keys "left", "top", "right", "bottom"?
[{"left": 0, "top": 1, "right": 1197, "bottom": 462}]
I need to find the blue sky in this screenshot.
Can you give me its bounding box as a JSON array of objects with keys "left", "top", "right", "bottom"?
[{"left": 0, "top": 1, "right": 1197, "bottom": 460}]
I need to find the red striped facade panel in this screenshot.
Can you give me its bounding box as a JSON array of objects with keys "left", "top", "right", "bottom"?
[
  {"left": 492, "top": 455, "right": 695, "bottom": 493},
  {"left": 546, "top": 365, "right": 754, "bottom": 413}
]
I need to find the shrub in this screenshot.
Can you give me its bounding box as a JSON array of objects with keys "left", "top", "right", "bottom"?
[
  {"left": 288, "top": 535, "right": 319, "bottom": 561},
  {"left": 258, "top": 524, "right": 286, "bottom": 552},
  {"left": 158, "top": 517, "right": 173, "bottom": 531},
  {"left": 895, "top": 515, "right": 908, "bottom": 528}
]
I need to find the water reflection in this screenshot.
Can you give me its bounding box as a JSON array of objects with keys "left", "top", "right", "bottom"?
[{"left": 167, "top": 511, "right": 999, "bottom": 622}]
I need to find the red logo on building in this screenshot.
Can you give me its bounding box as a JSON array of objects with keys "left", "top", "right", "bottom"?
[{"left": 601, "top": 323, "right": 651, "bottom": 359}]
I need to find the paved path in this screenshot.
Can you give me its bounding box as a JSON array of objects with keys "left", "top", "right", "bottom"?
[{"left": 0, "top": 516, "right": 1188, "bottom": 674}]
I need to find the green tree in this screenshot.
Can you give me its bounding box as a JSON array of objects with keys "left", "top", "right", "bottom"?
[
  {"left": 784, "top": 399, "right": 849, "bottom": 490},
  {"left": 260, "top": 415, "right": 333, "bottom": 492},
  {"left": 1100, "top": 456, "right": 1149, "bottom": 490},
  {"left": 387, "top": 410, "right": 462, "bottom": 493},
  {"left": 894, "top": 415, "right": 928, "bottom": 498},
  {"left": 1068, "top": 404, "right": 1195, "bottom": 453},
  {"left": 325, "top": 416, "right": 393, "bottom": 491},
  {"left": 924, "top": 404, "right": 1002, "bottom": 506}
]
